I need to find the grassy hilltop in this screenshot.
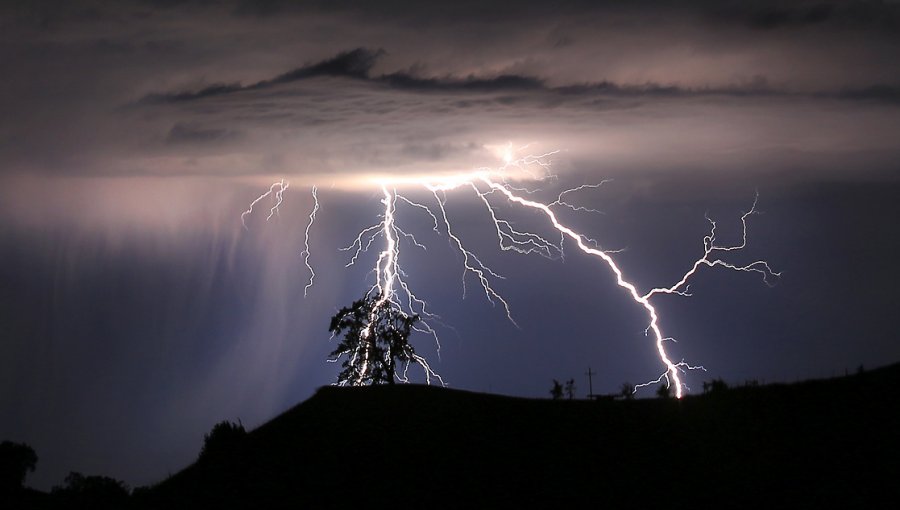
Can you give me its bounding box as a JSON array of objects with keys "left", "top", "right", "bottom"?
[{"left": 134, "top": 364, "right": 899, "bottom": 509}]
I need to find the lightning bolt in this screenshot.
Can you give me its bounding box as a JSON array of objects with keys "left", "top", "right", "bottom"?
[
  {"left": 243, "top": 146, "right": 778, "bottom": 396},
  {"left": 243, "top": 180, "right": 319, "bottom": 297},
  {"left": 301, "top": 186, "right": 319, "bottom": 297},
  {"left": 335, "top": 185, "right": 443, "bottom": 386},
  {"left": 475, "top": 178, "right": 723, "bottom": 398},
  {"left": 241, "top": 178, "right": 288, "bottom": 229}
]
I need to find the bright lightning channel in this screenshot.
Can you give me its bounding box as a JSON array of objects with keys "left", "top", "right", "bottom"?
[
  {"left": 241, "top": 178, "right": 288, "bottom": 229},
  {"left": 243, "top": 147, "right": 779, "bottom": 397},
  {"left": 300, "top": 186, "right": 319, "bottom": 297},
  {"left": 336, "top": 185, "right": 443, "bottom": 385}
]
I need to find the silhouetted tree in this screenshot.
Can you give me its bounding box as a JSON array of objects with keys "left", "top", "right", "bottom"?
[
  {"left": 329, "top": 293, "right": 420, "bottom": 385},
  {"left": 199, "top": 420, "right": 247, "bottom": 462},
  {"left": 51, "top": 472, "right": 130, "bottom": 509},
  {"left": 0, "top": 441, "right": 37, "bottom": 492},
  {"left": 656, "top": 383, "right": 672, "bottom": 399},
  {"left": 550, "top": 379, "right": 564, "bottom": 400},
  {"left": 702, "top": 378, "right": 729, "bottom": 394},
  {"left": 565, "top": 379, "right": 576, "bottom": 399},
  {"left": 620, "top": 382, "right": 635, "bottom": 400}
]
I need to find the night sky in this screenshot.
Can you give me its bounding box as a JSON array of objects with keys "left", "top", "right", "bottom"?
[{"left": 3, "top": 0, "right": 900, "bottom": 491}]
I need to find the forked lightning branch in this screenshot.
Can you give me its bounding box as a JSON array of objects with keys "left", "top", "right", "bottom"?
[{"left": 242, "top": 147, "right": 779, "bottom": 398}]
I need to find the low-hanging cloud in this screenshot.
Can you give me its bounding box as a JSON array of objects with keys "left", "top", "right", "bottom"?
[
  {"left": 116, "top": 46, "right": 900, "bottom": 186},
  {"left": 3, "top": 0, "right": 900, "bottom": 185}
]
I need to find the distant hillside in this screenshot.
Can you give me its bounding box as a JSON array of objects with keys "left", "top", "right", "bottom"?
[{"left": 138, "top": 364, "right": 900, "bottom": 508}]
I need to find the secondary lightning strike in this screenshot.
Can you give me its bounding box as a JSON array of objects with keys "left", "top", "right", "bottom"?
[
  {"left": 481, "top": 178, "right": 700, "bottom": 397},
  {"left": 551, "top": 182, "right": 612, "bottom": 215},
  {"left": 394, "top": 158, "right": 773, "bottom": 397},
  {"left": 241, "top": 179, "right": 288, "bottom": 229},
  {"left": 412, "top": 171, "right": 776, "bottom": 397},
  {"left": 242, "top": 179, "right": 318, "bottom": 295},
  {"left": 301, "top": 186, "right": 319, "bottom": 297},
  {"left": 243, "top": 146, "right": 777, "bottom": 395},
  {"left": 642, "top": 194, "right": 780, "bottom": 300},
  {"left": 427, "top": 186, "right": 516, "bottom": 325}
]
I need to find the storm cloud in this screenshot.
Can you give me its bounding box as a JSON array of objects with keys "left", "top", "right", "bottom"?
[{"left": 3, "top": 0, "right": 900, "bottom": 181}]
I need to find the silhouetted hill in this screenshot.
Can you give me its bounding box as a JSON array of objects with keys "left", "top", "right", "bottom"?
[{"left": 136, "top": 364, "right": 900, "bottom": 509}]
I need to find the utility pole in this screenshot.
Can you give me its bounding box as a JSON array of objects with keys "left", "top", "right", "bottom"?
[{"left": 585, "top": 366, "right": 596, "bottom": 399}]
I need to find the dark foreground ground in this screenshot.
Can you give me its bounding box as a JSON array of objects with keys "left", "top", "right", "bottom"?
[{"left": 11, "top": 364, "right": 900, "bottom": 509}]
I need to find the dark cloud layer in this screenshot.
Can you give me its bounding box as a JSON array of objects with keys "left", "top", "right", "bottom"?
[
  {"left": 142, "top": 48, "right": 386, "bottom": 103},
  {"left": 144, "top": 46, "right": 900, "bottom": 105}
]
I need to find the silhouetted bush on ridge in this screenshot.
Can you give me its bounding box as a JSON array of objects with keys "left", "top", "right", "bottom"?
[
  {"left": 0, "top": 440, "right": 37, "bottom": 492},
  {"left": 198, "top": 420, "right": 247, "bottom": 462},
  {"left": 51, "top": 471, "right": 130, "bottom": 509}
]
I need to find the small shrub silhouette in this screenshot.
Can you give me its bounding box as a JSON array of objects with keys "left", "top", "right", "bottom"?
[
  {"left": 565, "top": 379, "right": 576, "bottom": 400},
  {"left": 550, "top": 379, "right": 564, "bottom": 400},
  {"left": 702, "top": 378, "right": 729, "bottom": 394},
  {"left": 199, "top": 420, "right": 247, "bottom": 462},
  {"left": 0, "top": 440, "right": 37, "bottom": 492},
  {"left": 656, "top": 383, "right": 672, "bottom": 399},
  {"left": 51, "top": 471, "right": 130, "bottom": 509}
]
